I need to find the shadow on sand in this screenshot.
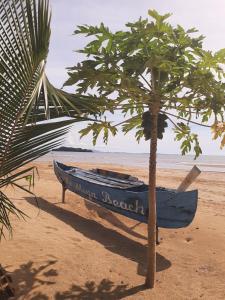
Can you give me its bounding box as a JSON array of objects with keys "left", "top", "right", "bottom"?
[
  {"left": 54, "top": 280, "right": 145, "bottom": 300},
  {"left": 9, "top": 197, "right": 171, "bottom": 299},
  {"left": 11, "top": 261, "right": 145, "bottom": 300},
  {"left": 11, "top": 260, "right": 58, "bottom": 299},
  {"left": 84, "top": 200, "right": 147, "bottom": 240},
  {"left": 27, "top": 197, "right": 171, "bottom": 276}
]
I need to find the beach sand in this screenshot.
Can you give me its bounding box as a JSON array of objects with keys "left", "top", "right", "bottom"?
[{"left": 0, "top": 162, "right": 225, "bottom": 299}]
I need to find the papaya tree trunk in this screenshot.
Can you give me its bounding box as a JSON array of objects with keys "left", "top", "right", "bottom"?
[{"left": 145, "top": 108, "right": 158, "bottom": 288}]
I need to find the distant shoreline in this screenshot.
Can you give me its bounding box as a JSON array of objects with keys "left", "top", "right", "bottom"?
[{"left": 52, "top": 146, "right": 93, "bottom": 153}]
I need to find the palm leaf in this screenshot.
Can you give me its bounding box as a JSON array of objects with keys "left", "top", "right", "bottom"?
[
  {"left": 27, "top": 75, "right": 110, "bottom": 123},
  {"left": 0, "top": 0, "right": 92, "bottom": 236},
  {"left": 0, "top": 119, "right": 79, "bottom": 177},
  {"left": 0, "top": 190, "right": 25, "bottom": 237}
]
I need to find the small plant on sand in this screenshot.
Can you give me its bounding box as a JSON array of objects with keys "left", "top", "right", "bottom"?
[{"left": 65, "top": 10, "right": 225, "bottom": 288}]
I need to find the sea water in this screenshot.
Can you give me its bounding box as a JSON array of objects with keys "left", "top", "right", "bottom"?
[{"left": 36, "top": 152, "right": 225, "bottom": 173}]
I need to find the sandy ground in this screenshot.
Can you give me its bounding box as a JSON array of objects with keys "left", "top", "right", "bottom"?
[{"left": 0, "top": 162, "right": 225, "bottom": 300}]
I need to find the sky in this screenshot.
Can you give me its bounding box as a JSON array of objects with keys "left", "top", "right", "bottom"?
[{"left": 46, "top": 0, "right": 225, "bottom": 155}]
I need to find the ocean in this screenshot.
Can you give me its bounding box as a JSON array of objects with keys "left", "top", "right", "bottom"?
[{"left": 37, "top": 152, "right": 225, "bottom": 173}]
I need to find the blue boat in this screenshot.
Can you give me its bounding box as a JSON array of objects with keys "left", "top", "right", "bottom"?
[{"left": 54, "top": 161, "right": 198, "bottom": 229}]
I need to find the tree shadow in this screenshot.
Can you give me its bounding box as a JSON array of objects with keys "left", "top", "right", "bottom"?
[
  {"left": 4, "top": 261, "right": 147, "bottom": 300},
  {"left": 27, "top": 197, "right": 171, "bottom": 276},
  {"left": 10, "top": 260, "right": 58, "bottom": 299},
  {"left": 55, "top": 279, "right": 145, "bottom": 300}
]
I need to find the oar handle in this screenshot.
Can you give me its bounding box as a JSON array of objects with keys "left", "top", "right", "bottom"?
[{"left": 177, "top": 165, "right": 201, "bottom": 192}]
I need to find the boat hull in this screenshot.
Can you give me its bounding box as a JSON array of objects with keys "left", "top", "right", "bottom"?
[{"left": 54, "top": 161, "right": 198, "bottom": 229}]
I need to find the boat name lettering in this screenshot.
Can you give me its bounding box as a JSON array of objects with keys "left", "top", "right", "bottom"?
[
  {"left": 101, "top": 191, "right": 144, "bottom": 215},
  {"left": 74, "top": 183, "right": 97, "bottom": 200}
]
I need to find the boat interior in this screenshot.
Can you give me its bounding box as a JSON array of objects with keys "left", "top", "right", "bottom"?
[{"left": 56, "top": 161, "right": 169, "bottom": 192}]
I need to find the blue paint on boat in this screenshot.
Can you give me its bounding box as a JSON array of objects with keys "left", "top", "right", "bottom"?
[{"left": 54, "top": 161, "right": 198, "bottom": 229}]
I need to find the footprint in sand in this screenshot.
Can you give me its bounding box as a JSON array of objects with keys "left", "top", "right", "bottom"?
[
  {"left": 45, "top": 226, "right": 58, "bottom": 231},
  {"left": 185, "top": 236, "right": 193, "bottom": 242},
  {"left": 72, "top": 237, "right": 81, "bottom": 243},
  {"left": 169, "top": 233, "right": 176, "bottom": 238}
]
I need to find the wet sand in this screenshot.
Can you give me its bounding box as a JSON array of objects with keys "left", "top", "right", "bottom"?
[{"left": 0, "top": 162, "right": 225, "bottom": 299}]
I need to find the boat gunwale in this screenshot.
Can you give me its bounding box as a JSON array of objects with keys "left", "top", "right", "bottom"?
[{"left": 54, "top": 161, "right": 197, "bottom": 195}]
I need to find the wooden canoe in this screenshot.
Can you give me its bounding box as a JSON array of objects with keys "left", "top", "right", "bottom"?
[{"left": 54, "top": 161, "right": 198, "bottom": 229}]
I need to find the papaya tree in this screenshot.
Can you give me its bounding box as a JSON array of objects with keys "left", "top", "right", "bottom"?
[{"left": 64, "top": 10, "right": 225, "bottom": 288}]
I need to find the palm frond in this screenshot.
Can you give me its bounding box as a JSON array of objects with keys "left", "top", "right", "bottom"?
[
  {"left": 0, "top": 190, "right": 26, "bottom": 238},
  {"left": 0, "top": 0, "right": 50, "bottom": 114},
  {"left": 0, "top": 0, "right": 91, "bottom": 236},
  {"left": 0, "top": 0, "right": 52, "bottom": 169},
  {"left": 27, "top": 75, "right": 109, "bottom": 123},
  {"left": 0, "top": 119, "right": 79, "bottom": 177}
]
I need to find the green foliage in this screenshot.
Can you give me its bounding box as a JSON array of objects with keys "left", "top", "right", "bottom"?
[
  {"left": 80, "top": 121, "right": 117, "bottom": 145},
  {"left": 174, "top": 123, "right": 202, "bottom": 158},
  {"left": 65, "top": 9, "right": 225, "bottom": 157},
  {"left": 0, "top": 0, "right": 94, "bottom": 236}
]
